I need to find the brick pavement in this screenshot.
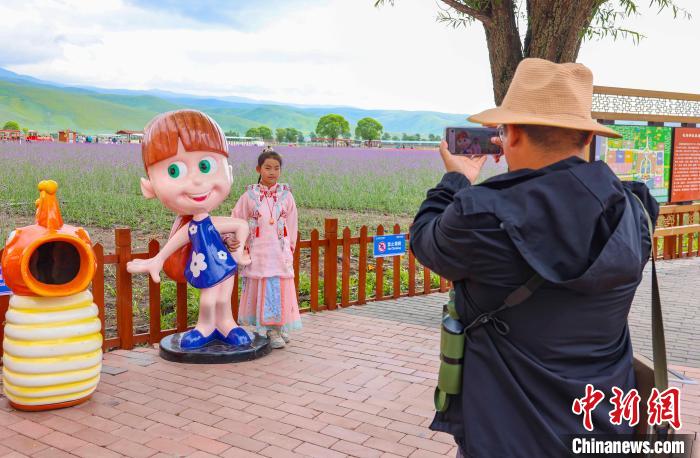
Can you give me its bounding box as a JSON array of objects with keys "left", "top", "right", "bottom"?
[
  {"left": 0, "top": 258, "right": 695, "bottom": 457},
  {"left": 0, "top": 312, "right": 459, "bottom": 458}
]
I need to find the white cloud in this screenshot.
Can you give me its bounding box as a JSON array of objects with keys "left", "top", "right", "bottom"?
[{"left": 1, "top": 0, "right": 697, "bottom": 113}]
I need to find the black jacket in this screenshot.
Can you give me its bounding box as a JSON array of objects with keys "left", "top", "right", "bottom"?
[{"left": 410, "top": 157, "right": 659, "bottom": 458}]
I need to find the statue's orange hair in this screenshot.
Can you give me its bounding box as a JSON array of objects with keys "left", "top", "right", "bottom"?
[{"left": 142, "top": 109, "right": 228, "bottom": 171}]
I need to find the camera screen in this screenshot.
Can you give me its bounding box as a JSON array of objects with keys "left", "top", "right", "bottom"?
[{"left": 446, "top": 127, "right": 502, "bottom": 155}]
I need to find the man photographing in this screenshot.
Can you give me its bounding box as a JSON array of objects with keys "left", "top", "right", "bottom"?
[{"left": 410, "top": 58, "right": 659, "bottom": 457}]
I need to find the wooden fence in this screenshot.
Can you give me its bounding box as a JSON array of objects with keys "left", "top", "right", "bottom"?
[
  {"left": 656, "top": 204, "right": 700, "bottom": 259},
  {"left": 0, "top": 207, "right": 698, "bottom": 354}
]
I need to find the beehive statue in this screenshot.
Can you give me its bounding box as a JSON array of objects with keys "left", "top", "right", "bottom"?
[{"left": 1, "top": 180, "right": 101, "bottom": 411}]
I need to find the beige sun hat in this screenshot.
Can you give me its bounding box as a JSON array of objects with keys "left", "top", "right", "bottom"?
[{"left": 469, "top": 58, "right": 621, "bottom": 138}]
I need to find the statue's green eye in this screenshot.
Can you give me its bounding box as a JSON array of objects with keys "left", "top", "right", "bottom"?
[
  {"left": 199, "top": 159, "right": 212, "bottom": 173},
  {"left": 198, "top": 156, "right": 219, "bottom": 175},
  {"left": 167, "top": 162, "right": 187, "bottom": 179}
]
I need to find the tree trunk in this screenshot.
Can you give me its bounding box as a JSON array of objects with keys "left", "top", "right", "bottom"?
[
  {"left": 481, "top": 0, "right": 523, "bottom": 104},
  {"left": 524, "top": 0, "right": 600, "bottom": 62},
  {"left": 480, "top": 0, "right": 602, "bottom": 104}
]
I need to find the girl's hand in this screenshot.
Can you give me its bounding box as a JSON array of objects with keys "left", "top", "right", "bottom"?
[
  {"left": 126, "top": 258, "right": 163, "bottom": 283},
  {"left": 223, "top": 233, "right": 241, "bottom": 252}
]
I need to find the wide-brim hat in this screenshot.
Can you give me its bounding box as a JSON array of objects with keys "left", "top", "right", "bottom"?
[{"left": 468, "top": 58, "right": 621, "bottom": 138}]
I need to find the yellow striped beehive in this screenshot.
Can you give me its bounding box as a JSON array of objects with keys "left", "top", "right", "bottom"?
[{"left": 2, "top": 291, "right": 102, "bottom": 409}]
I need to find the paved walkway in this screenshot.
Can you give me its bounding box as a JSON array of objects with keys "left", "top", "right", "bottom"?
[
  {"left": 343, "top": 257, "right": 700, "bottom": 369},
  {"left": 0, "top": 258, "right": 696, "bottom": 457}
]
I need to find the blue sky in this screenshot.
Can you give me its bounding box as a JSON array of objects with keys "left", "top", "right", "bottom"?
[
  {"left": 0, "top": 0, "right": 697, "bottom": 113},
  {"left": 123, "top": 0, "right": 312, "bottom": 29}
]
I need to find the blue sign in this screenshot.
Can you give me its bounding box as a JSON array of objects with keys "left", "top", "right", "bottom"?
[
  {"left": 373, "top": 234, "right": 407, "bottom": 258},
  {"left": 0, "top": 266, "right": 11, "bottom": 296}
]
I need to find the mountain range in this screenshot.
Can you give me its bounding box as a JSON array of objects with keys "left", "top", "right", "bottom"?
[{"left": 0, "top": 68, "right": 473, "bottom": 136}]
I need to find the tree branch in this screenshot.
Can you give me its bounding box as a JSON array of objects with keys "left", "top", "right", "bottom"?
[{"left": 438, "top": 0, "right": 493, "bottom": 26}]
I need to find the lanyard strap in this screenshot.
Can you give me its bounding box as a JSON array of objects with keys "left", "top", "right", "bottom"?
[{"left": 464, "top": 273, "right": 546, "bottom": 336}]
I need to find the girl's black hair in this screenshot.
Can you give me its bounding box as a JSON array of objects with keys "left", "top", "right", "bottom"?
[{"left": 257, "top": 150, "right": 283, "bottom": 184}]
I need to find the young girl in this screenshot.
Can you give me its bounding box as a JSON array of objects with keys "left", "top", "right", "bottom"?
[
  {"left": 126, "top": 109, "right": 253, "bottom": 350},
  {"left": 225, "top": 151, "right": 301, "bottom": 349}
]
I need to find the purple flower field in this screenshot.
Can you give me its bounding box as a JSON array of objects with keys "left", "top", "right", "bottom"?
[{"left": 0, "top": 142, "right": 507, "bottom": 237}]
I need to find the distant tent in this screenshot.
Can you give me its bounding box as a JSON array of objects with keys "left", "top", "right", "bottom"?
[{"left": 115, "top": 130, "right": 143, "bottom": 143}]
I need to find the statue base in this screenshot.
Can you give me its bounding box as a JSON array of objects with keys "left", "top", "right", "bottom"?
[{"left": 159, "top": 332, "right": 271, "bottom": 364}]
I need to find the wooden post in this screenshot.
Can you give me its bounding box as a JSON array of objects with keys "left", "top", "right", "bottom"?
[
  {"left": 423, "top": 265, "right": 431, "bottom": 294},
  {"left": 323, "top": 218, "right": 338, "bottom": 310},
  {"left": 231, "top": 274, "right": 239, "bottom": 322},
  {"left": 114, "top": 228, "right": 134, "bottom": 350},
  {"left": 293, "top": 232, "right": 301, "bottom": 295},
  {"left": 92, "top": 243, "right": 107, "bottom": 351},
  {"left": 408, "top": 247, "right": 416, "bottom": 297},
  {"left": 0, "top": 248, "right": 8, "bottom": 355},
  {"left": 663, "top": 213, "right": 677, "bottom": 260},
  {"left": 310, "top": 229, "right": 320, "bottom": 311},
  {"left": 176, "top": 282, "right": 188, "bottom": 332},
  {"left": 148, "top": 240, "right": 161, "bottom": 345},
  {"left": 376, "top": 225, "right": 384, "bottom": 301},
  {"left": 392, "top": 224, "right": 401, "bottom": 299},
  {"left": 439, "top": 277, "right": 448, "bottom": 293},
  {"left": 341, "top": 227, "right": 351, "bottom": 307},
  {"left": 358, "top": 226, "right": 368, "bottom": 305}
]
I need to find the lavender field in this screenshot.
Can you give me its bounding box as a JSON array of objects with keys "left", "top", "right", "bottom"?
[{"left": 0, "top": 142, "right": 507, "bottom": 244}]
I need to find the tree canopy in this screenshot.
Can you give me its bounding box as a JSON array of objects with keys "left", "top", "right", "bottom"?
[
  {"left": 246, "top": 126, "right": 273, "bottom": 140},
  {"left": 276, "top": 127, "right": 304, "bottom": 143},
  {"left": 376, "top": 0, "right": 689, "bottom": 103},
  {"left": 3, "top": 121, "right": 20, "bottom": 131},
  {"left": 316, "top": 114, "right": 351, "bottom": 141},
  {"left": 355, "top": 117, "right": 384, "bottom": 142}
]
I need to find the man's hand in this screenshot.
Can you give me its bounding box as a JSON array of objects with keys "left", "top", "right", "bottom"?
[{"left": 439, "top": 140, "right": 487, "bottom": 183}]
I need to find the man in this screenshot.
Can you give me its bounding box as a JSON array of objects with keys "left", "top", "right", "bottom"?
[{"left": 410, "top": 58, "right": 659, "bottom": 457}]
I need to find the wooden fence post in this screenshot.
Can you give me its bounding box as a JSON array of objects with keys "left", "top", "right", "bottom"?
[
  {"left": 341, "top": 227, "right": 351, "bottom": 307},
  {"left": 231, "top": 274, "right": 239, "bottom": 322},
  {"left": 393, "top": 224, "right": 401, "bottom": 299},
  {"left": 92, "top": 243, "right": 107, "bottom": 351},
  {"left": 310, "top": 229, "right": 320, "bottom": 311},
  {"left": 176, "top": 282, "right": 188, "bottom": 332},
  {"left": 358, "top": 226, "right": 368, "bottom": 305},
  {"left": 115, "top": 228, "right": 134, "bottom": 350},
  {"left": 294, "top": 232, "right": 301, "bottom": 296},
  {"left": 324, "top": 218, "right": 338, "bottom": 310},
  {"left": 0, "top": 294, "right": 7, "bottom": 355},
  {"left": 408, "top": 247, "right": 416, "bottom": 297},
  {"left": 0, "top": 248, "right": 8, "bottom": 356},
  {"left": 376, "top": 225, "right": 384, "bottom": 301},
  {"left": 148, "top": 240, "right": 161, "bottom": 345}
]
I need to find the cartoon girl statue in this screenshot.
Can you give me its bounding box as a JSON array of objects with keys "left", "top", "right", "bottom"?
[
  {"left": 126, "top": 110, "right": 253, "bottom": 350},
  {"left": 455, "top": 131, "right": 482, "bottom": 155}
]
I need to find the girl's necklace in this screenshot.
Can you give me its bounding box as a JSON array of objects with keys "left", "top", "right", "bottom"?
[{"left": 263, "top": 187, "right": 277, "bottom": 225}]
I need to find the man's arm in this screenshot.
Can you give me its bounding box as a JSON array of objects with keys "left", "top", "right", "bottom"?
[{"left": 410, "top": 172, "right": 497, "bottom": 282}]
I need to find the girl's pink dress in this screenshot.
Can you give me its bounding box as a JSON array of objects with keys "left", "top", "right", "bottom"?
[{"left": 231, "top": 183, "right": 301, "bottom": 333}]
